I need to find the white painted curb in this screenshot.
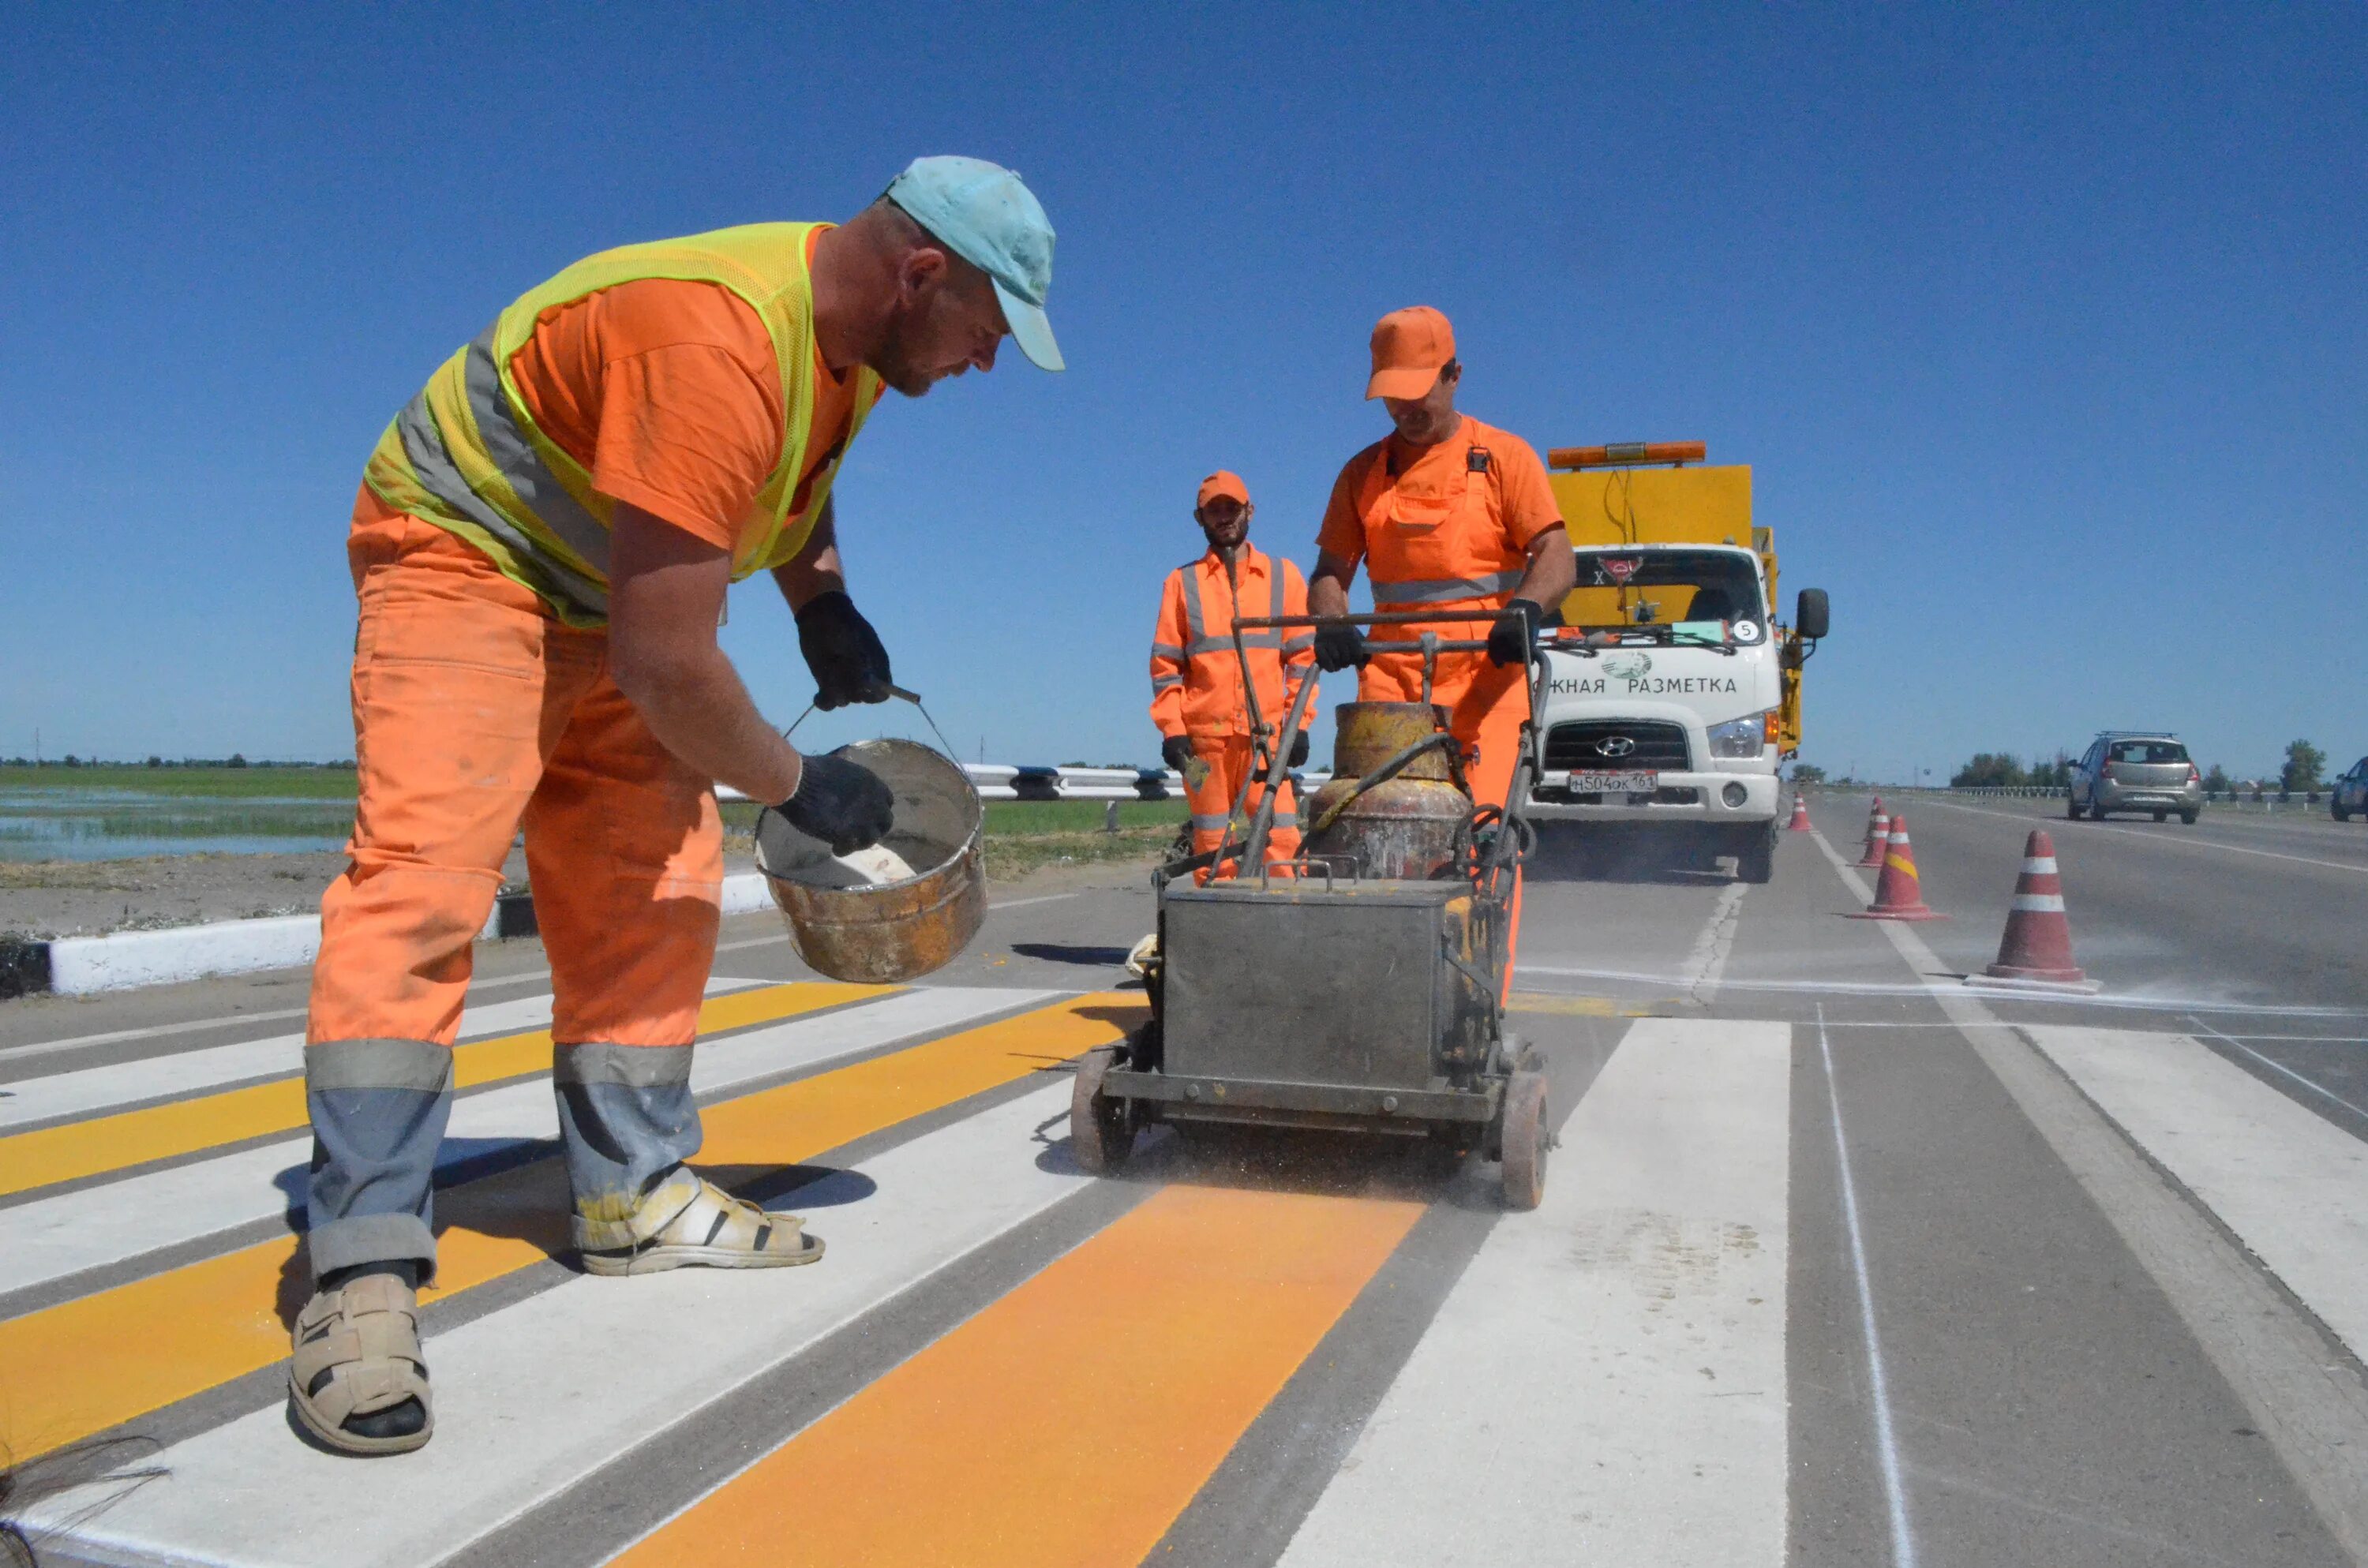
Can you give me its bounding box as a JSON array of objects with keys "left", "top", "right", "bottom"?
[{"left": 31, "top": 871, "right": 781, "bottom": 998}]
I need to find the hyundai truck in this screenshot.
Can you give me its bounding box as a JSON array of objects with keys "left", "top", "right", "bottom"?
[{"left": 1523, "top": 441, "right": 1827, "bottom": 882}]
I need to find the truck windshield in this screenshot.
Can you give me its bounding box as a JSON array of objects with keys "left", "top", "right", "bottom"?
[{"left": 1561, "top": 550, "right": 1765, "bottom": 631}]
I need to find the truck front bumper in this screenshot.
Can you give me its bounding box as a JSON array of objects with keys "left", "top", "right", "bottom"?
[{"left": 1523, "top": 769, "right": 1781, "bottom": 825}]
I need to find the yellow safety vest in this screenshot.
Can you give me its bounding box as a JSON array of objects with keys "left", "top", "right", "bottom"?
[{"left": 362, "top": 222, "right": 882, "bottom": 627}]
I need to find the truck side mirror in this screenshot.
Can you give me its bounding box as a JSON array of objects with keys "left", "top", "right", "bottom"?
[{"left": 1795, "top": 588, "right": 1830, "bottom": 642}]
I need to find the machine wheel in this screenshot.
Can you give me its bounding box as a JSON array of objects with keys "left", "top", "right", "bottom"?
[
  {"left": 2153, "top": 810, "right": 2168, "bottom": 823},
  {"left": 2066, "top": 793, "right": 2081, "bottom": 821},
  {"left": 2333, "top": 802, "right": 2349, "bottom": 822},
  {"left": 1070, "top": 1045, "right": 1133, "bottom": 1173},
  {"left": 1736, "top": 832, "right": 1775, "bottom": 885},
  {"left": 2182, "top": 810, "right": 2199, "bottom": 825},
  {"left": 1499, "top": 1067, "right": 1549, "bottom": 1211}
]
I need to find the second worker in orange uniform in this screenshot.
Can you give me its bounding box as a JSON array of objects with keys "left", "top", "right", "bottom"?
[{"left": 1149, "top": 471, "right": 1316, "bottom": 881}]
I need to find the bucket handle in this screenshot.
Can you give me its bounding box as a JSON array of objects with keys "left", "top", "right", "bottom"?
[{"left": 785, "top": 685, "right": 966, "bottom": 766}]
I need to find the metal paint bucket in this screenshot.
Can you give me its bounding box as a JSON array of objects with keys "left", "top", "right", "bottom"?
[
  {"left": 754, "top": 739, "right": 987, "bottom": 983},
  {"left": 1304, "top": 702, "right": 1471, "bottom": 879}
]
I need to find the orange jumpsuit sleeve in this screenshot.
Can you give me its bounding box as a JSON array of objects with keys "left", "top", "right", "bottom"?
[
  {"left": 1493, "top": 434, "right": 1567, "bottom": 556},
  {"left": 1314, "top": 446, "right": 1381, "bottom": 567},
  {"left": 1279, "top": 559, "right": 1317, "bottom": 731},
  {"left": 1149, "top": 570, "right": 1191, "bottom": 739}
]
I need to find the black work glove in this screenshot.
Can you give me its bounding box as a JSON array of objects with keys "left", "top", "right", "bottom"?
[
  {"left": 1313, "top": 620, "right": 1370, "bottom": 672},
  {"left": 777, "top": 750, "right": 894, "bottom": 855},
  {"left": 794, "top": 590, "right": 894, "bottom": 710},
  {"left": 1288, "top": 730, "right": 1310, "bottom": 768},
  {"left": 1487, "top": 599, "right": 1545, "bottom": 668},
  {"left": 1160, "top": 735, "right": 1198, "bottom": 773}
]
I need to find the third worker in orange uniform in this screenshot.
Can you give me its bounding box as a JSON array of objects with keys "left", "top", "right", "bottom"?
[
  {"left": 1308, "top": 308, "right": 1575, "bottom": 946},
  {"left": 1150, "top": 471, "right": 1315, "bottom": 881}
]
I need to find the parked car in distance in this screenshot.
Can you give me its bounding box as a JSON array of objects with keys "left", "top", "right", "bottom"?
[
  {"left": 2333, "top": 757, "right": 2368, "bottom": 822},
  {"left": 2070, "top": 732, "right": 2203, "bottom": 823}
]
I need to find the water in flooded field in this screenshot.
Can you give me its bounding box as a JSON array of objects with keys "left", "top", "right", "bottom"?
[{"left": 0, "top": 786, "right": 354, "bottom": 861}]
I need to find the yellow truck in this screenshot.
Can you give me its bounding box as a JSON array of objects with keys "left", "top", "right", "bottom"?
[{"left": 1525, "top": 441, "right": 1828, "bottom": 882}]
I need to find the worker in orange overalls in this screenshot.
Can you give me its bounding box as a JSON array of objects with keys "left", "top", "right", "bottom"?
[
  {"left": 1307, "top": 307, "right": 1575, "bottom": 951},
  {"left": 1150, "top": 471, "right": 1316, "bottom": 881},
  {"left": 288, "top": 158, "right": 1064, "bottom": 1456}
]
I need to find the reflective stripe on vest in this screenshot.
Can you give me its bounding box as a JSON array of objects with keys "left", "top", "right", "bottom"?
[
  {"left": 364, "top": 222, "right": 880, "bottom": 627},
  {"left": 1183, "top": 567, "right": 1283, "bottom": 654},
  {"left": 1371, "top": 571, "right": 1524, "bottom": 606},
  {"left": 394, "top": 326, "right": 616, "bottom": 618}
]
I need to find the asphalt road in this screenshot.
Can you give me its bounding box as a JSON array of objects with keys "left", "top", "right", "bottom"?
[{"left": 3, "top": 803, "right": 2366, "bottom": 1567}]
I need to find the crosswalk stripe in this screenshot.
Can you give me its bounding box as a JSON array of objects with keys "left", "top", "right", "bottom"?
[
  {"left": 1278, "top": 1019, "right": 1792, "bottom": 1567},
  {"left": 0, "top": 992, "right": 1133, "bottom": 1462},
  {"left": 26, "top": 1085, "right": 1099, "bottom": 1568},
  {"left": 614, "top": 1182, "right": 1424, "bottom": 1568},
  {"left": 0, "top": 987, "right": 1057, "bottom": 1304},
  {"left": 2025, "top": 1026, "right": 2368, "bottom": 1361},
  {"left": 0, "top": 982, "right": 885, "bottom": 1199},
  {"left": 0, "top": 978, "right": 772, "bottom": 1133}
]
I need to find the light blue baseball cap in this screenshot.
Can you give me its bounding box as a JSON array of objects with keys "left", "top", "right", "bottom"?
[{"left": 884, "top": 155, "right": 1064, "bottom": 372}]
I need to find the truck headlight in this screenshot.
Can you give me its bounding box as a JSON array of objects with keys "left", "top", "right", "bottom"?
[{"left": 1707, "top": 710, "right": 1776, "bottom": 758}]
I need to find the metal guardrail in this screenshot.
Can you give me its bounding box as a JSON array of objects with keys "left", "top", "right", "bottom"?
[
  {"left": 721, "top": 764, "right": 1336, "bottom": 806},
  {"left": 1825, "top": 784, "right": 2331, "bottom": 810}
]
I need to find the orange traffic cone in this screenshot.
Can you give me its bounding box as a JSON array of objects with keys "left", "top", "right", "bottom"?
[
  {"left": 1786, "top": 794, "right": 1812, "bottom": 832},
  {"left": 1966, "top": 830, "right": 2100, "bottom": 994},
  {"left": 1848, "top": 812, "right": 1946, "bottom": 921},
  {"left": 1857, "top": 796, "right": 1889, "bottom": 868}
]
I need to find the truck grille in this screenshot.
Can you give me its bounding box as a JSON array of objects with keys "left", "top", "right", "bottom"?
[{"left": 1543, "top": 720, "right": 1692, "bottom": 772}]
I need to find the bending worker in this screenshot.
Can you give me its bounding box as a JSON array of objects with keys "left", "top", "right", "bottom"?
[
  {"left": 1308, "top": 307, "right": 1574, "bottom": 916},
  {"left": 1150, "top": 471, "right": 1316, "bottom": 881},
  {"left": 290, "top": 157, "right": 1062, "bottom": 1457}
]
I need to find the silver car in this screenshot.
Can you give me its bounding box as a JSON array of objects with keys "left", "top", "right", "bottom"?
[{"left": 2070, "top": 732, "right": 2203, "bottom": 823}]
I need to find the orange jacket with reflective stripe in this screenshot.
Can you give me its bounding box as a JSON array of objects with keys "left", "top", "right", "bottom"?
[{"left": 1149, "top": 544, "right": 1316, "bottom": 740}]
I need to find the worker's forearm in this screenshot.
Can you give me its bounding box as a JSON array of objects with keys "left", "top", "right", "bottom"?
[
  {"left": 1512, "top": 530, "right": 1576, "bottom": 608},
  {"left": 1308, "top": 574, "right": 1351, "bottom": 619},
  {"left": 772, "top": 499, "right": 845, "bottom": 612},
  {"left": 613, "top": 642, "right": 803, "bottom": 806}
]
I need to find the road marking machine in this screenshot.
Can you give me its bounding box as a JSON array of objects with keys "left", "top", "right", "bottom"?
[{"left": 1071, "top": 609, "right": 1555, "bottom": 1208}]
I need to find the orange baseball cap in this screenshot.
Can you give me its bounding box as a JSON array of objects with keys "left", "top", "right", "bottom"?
[
  {"left": 1197, "top": 470, "right": 1250, "bottom": 508},
  {"left": 1366, "top": 306, "right": 1456, "bottom": 400}
]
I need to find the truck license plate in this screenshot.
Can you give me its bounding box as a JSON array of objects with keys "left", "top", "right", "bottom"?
[{"left": 1568, "top": 770, "right": 1658, "bottom": 794}]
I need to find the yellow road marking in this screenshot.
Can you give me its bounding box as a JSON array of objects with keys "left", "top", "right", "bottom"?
[
  {"left": 0, "top": 993, "right": 1137, "bottom": 1461},
  {"left": 616, "top": 1183, "right": 1423, "bottom": 1568},
  {"left": 0, "top": 982, "right": 883, "bottom": 1199},
  {"left": 1504, "top": 990, "right": 1659, "bottom": 1017}
]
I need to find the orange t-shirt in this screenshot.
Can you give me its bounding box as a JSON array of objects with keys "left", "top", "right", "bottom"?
[
  {"left": 1314, "top": 415, "right": 1562, "bottom": 572},
  {"left": 444, "top": 228, "right": 856, "bottom": 557}
]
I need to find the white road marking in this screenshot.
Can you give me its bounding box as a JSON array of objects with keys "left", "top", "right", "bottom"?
[
  {"left": 0, "top": 988, "right": 1054, "bottom": 1300},
  {"left": 0, "top": 980, "right": 767, "bottom": 1132},
  {"left": 2185, "top": 1016, "right": 2368, "bottom": 1123},
  {"left": 1918, "top": 797, "right": 2368, "bottom": 877},
  {"left": 2023, "top": 1024, "right": 2368, "bottom": 1360},
  {"left": 1817, "top": 1005, "right": 1920, "bottom": 1568},
  {"left": 1681, "top": 881, "right": 1748, "bottom": 1004},
  {"left": 1278, "top": 1018, "right": 1790, "bottom": 1568},
  {"left": 1806, "top": 825, "right": 2368, "bottom": 1559},
  {"left": 28, "top": 1085, "right": 1088, "bottom": 1568},
  {"left": 0, "top": 967, "right": 569, "bottom": 1063},
  {"left": 711, "top": 890, "right": 1084, "bottom": 953}
]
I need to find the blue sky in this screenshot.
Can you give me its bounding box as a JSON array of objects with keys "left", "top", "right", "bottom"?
[{"left": 2, "top": 2, "right": 2362, "bottom": 783}]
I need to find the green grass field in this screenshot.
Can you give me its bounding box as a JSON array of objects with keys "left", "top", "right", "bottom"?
[
  {"left": 3, "top": 767, "right": 1189, "bottom": 874},
  {"left": 0, "top": 765, "right": 360, "bottom": 799}
]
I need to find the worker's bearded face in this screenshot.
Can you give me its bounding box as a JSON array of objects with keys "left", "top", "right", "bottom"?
[
  {"left": 1383, "top": 361, "right": 1462, "bottom": 446},
  {"left": 1197, "top": 500, "right": 1251, "bottom": 552},
  {"left": 874, "top": 252, "right": 1010, "bottom": 398}
]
